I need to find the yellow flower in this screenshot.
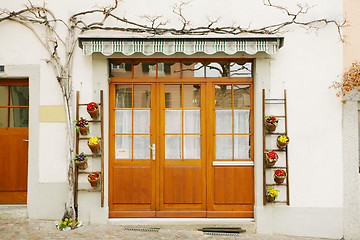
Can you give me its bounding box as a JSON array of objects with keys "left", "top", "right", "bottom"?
[
  {"left": 65, "top": 218, "right": 68, "bottom": 221},
  {"left": 70, "top": 222, "right": 73, "bottom": 226},
  {"left": 59, "top": 221, "right": 62, "bottom": 224},
  {"left": 279, "top": 135, "right": 288, "bottom": 143},
  {"left": 88, "top": 137, "right": 99, "bottom": 145},
  {"left": 70, "top": 218, "right": 72, "bottom": 221}
]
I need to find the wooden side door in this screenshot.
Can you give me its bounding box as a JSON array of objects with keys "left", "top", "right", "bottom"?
[
  {"left": 0, "top": 79, "right": 29, "bottom": 204},
  {"left": 109, "top": 83, "right": 156, "bottom": 217},
  {"left": 157, "top": 83, "right": 207, "bottom": 217},
  {"left": 207, "top": 83, "right": 254, "bottom": 217}
]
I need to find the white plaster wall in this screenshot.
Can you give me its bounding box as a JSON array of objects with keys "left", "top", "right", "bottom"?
[{"left": 0, "top": 0, "right": 344, "bottom": 238}]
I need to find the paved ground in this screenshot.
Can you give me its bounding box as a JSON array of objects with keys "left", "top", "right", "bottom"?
[{"left": 0, "top": 220, "right": 338, "bottom": 240}]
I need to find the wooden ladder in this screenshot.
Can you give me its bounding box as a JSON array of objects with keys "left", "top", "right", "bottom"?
[
  {"left": 74, "top": 90, "right": 104, "bottom": 214},
  {"left": 262, "top": 89, "right": 290, "bottom": 205}
]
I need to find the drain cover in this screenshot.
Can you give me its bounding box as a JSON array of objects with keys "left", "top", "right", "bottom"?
[{"left": 124, "top": 227, "right": 160, "bottom": 232}]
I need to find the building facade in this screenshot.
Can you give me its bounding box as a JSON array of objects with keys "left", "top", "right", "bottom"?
[{"left": 0, "top": 0, "right": 359, "bottom": 238}]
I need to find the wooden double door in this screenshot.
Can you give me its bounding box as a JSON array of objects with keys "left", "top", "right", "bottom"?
[{"left": 109, "top": 80, "right": 254, "bottom": 217}]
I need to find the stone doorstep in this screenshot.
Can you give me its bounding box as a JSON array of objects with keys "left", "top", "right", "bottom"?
[
  {"left": 109, "top": 218, "right": 256, "bottom": 233},
  {"left": 0, "top": 205, "right": 28, "bottom": 221}
]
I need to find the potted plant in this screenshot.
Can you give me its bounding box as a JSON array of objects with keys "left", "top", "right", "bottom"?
[
  {"left": 73, "top": 117, "right": 89, "bottom": 135},
  {"left": 88, "top": 136, "right": 101, "bottom": 153},
  {"left": 265, "top": 150, "right": 278, "bottom": 167},
  {"left": 88, "top": 172, "right": 100, "bottom": 187},
  {"left": 277, "top": 134, "right": 290, "bottom": 148},
  {"left": 73, "top": 152, "right": 88, "bottom": 170},
  {"left": 266, "top": 187, "right": 279, "bottom": 202},
  {"left": 87, "top": 101, "right": 99, "bottom": 118},
  {"left": 274, "top": 169, "right": 287, "bottom": 184},
  {"left": 265, "top": 115, "right": 279, "bottom": 132}
]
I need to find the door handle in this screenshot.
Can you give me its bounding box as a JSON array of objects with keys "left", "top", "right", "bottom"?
[
  {"left": 148, "top": 144, "right": 155, "bottom": 160},
  {"left": 23, "top": 139, "right": 29, "bottom": 142}
]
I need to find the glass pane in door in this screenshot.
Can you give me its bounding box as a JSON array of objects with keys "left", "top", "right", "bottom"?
[
  {"left": 115, "top": 84, "right": 151, "bottom": 160},
  {"left": 164, "top": 84, "right": 201, "bottom": 160}
]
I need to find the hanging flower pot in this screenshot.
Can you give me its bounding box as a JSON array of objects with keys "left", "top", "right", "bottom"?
[
  {"left": 73, "top": 117, "right": 89, "bottom": 136},
  {"left": 88, "top": 172, "right": 100, "bottom": 187},
  {"left": 274, "top": 169, "right": 287, "bottom": 184},
  {"left": 73, "top": 152, "right": 88, "bottom": 170},
  {"left": 266, "top": 187, "right": 279, "bottom": 202},
  {"left": 277, "top": 135, "right": 289, "bottom": 149},
  {"left": 265, "top": 115, "right": 279, "bottom": 132},
  {"left": 265, "top": 150, "right": 278, "bottom": 167},
  {"left": 88, "top": 137, "right": 101, "bottom": 153},
  {"left": 87, "top": 102, "right": 99, "bottom": 118}
]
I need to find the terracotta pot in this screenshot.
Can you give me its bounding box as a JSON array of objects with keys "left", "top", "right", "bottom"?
[
  {"left": 75, "top": 158, "right": 88, "bottom": 170},
  {"left": 87, "top": 107, "right": 99, "bottom": 119},
  {"left": 88, "top": 140, "right": 101, "bottom": 154},
  {"left": 88, "top": 174, "right": 100, "bottom": 187},
  {"left": 265, "top": 121, "right": 276, "bottom": 132},
  {"left": 276, "top": 135, "right": 289, "bottom": 149},
  {"left": 266, "top": 194, "right": 275, "bottom": 202},
  {"left": 79, "top": 125, "right": 89, "bottom": 136},
  {"left": 274, "top": 171, "right": 287, "bottom": 184},
  {"left": 266, "top": 156, "right": 277, "bottom": 167}
]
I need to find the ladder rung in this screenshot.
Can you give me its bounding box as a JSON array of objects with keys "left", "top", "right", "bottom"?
[
  {"left": 264, "top": 149, "right": 286, "bottom": 152},
  {"left": 78, "top": 103, "right": 102, "bottom": 106},
  {"left": 78, "top": 189, "right": 101, "bottom": 192},
  {"left": 88, "top": 120, "right": 101, "bottom": 123},
  {"left": 265, "top": 98, "right": 285, "bottom": 101},
  {"left": 272, "top": 201, "right": 288, "bottom": 203},
  {"left": 266, "top": 183, "right": 288, "bottom": 186},
  {"left": 265, "top": 166, "right": 287, "bottom": 169},
  {"left": 265, "top": 132, "right": 287, "bottom": 135},
  {"left": 79, "top": 137, "right": 102, "bottom": 140},
  {"left": 85, "top": 154, "right": 101, "bottom": 157},
  {"left": 78, "top": 171, "right": 92, "bottom": 174}
]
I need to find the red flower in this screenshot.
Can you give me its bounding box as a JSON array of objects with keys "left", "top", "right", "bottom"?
[{"left": 87, "top": 102, "right": 98, "bottom": 111}]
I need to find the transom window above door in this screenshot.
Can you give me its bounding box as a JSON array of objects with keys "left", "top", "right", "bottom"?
[{"left": 109, "top": 60, "right": 253, "bottom": 78}]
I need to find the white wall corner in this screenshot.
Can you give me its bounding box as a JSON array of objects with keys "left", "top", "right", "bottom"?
[
  {"left": 255, "top": 206, "right": 274, "bottom": 234},
  {"left": 90, "top": 207, "right": 109, "bottom": 224},
  {"left": 342, "top": 100, "right": 360, "bottom": 239}
]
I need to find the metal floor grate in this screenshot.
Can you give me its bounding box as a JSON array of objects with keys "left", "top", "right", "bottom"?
[{"left": 124, "top": 227, "right": 160, "bottom": 232}]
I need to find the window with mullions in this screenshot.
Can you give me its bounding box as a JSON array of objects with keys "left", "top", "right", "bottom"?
[
  {"left": 109, "top": 60, "right": 253, "bottom": 78},
  {"left": 0, "top": 84, "right": 29, "bottom": 128}
]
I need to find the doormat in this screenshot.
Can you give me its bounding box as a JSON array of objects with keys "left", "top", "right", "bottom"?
[{"left": 199, "top": 227, "right": 246, "bottom": 236}]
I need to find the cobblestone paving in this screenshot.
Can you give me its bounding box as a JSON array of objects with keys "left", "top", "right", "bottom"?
[{"left": 0, "top": 220, "right": 337, "bottom": 240}]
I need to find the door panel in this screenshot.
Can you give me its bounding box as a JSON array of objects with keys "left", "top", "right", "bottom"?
[
  {"left": 207, "top": 83, "right": 254, "bottom": 217},
  {"left": 0, "top": 79, "right": 29, "bottom": 204},
  {"left": 113, "top": 166, "right": 152, "bottom": 204},
  {"left": 109, "top": 83, "right": 156, "bottom": 217},
  {"left": 163, "top": 166, "right": 202, "bottom": 204},
  {"left": 158, "top": 84, "right": 206, "bottom": 216}
]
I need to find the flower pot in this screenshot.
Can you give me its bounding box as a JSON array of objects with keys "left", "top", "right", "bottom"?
[
  {"left": 75, "top": 158, "right": 88, "bottom": 170},
  {"left": 79, "top": 125, "right": 89, "bottom": 135},
  {"left": 88, "top": 174, "right": 100, "bottom": 187},
  {"left": 265, "top": 121, "right": 276, "bottom": 132},
  {"left": 266, "top": 156, "right": 277, "bottom": 167},
  {"left": 266, "top": 194, "right": 275, "bottom": 202},
  {"left": 88, "top": 140, "right": 101, "bottom": 153},
  {"left": 87, "top": 107, "right": 99, "bottom": 119},
  {"left": 276, "top": 135, "right": 289, "bottom": 149},
  {"left": 274, "top": 172, "right": 287, "bottom": 184}
]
